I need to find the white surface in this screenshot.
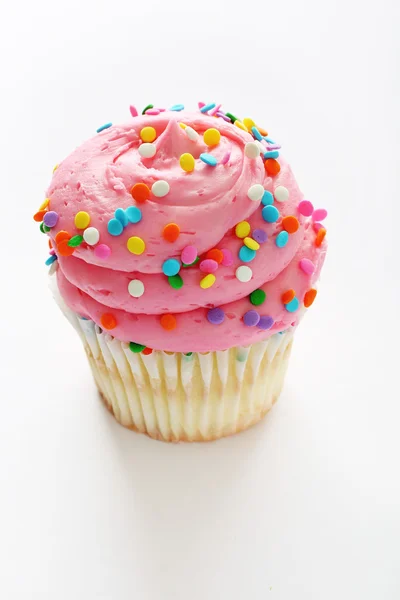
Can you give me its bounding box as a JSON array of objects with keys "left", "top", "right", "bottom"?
[{"left": 1, "top": 0, "right": 400, "bottom": 598}]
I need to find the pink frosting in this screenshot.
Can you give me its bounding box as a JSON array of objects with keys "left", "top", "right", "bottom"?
[{"left": 44, "top": 110, "right": 327, "bottom": 352}]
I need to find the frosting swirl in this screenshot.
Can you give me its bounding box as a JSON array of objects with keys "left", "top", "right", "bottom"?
[{"left": 41, "top": 109, "right": 327, "bottom": 352}]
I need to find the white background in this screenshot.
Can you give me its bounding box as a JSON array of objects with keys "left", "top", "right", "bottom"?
[{"left": 1, "top": 0, "right": 399, "bottom": 598}]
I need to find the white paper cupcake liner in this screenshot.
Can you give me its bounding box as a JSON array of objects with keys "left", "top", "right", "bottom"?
[{"left": 51, "top": 274, "right": 294, "bottom": 442}]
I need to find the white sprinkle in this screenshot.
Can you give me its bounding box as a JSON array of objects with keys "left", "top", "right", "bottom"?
[
  {"left": 245, "top": 142, "right": 260, "bottom": 159},
  {"left": 152, "top": 180, "right": 170, "bottom": 197},
  {"left": 255, "top": 141, "right": 266, "bottom": 152},
  {"left": 48, "top": 260, "right": 59, "bottom": 276},
  {"left": 274, "top": 186, "right": 289, "bottom": 202},
  {"left": 128, "top": 279, "right": 145, "bottom": 298},
  {"left": 83, "top": 227, "right": 100, "bottom": 245},
  {"left": 236, "top": 265, "right": 253, "bottom": 283},
  {"left": 247, "top": 184, "right": 264, "bottom": 201},
  {"left": 138, "top": 143, "right": 157, "bottom": 158},
  {"left": 185, "top": 126, "right": 200, "bottom": 141}
]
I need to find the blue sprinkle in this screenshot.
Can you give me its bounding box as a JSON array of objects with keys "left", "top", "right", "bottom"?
[
  {"left": 264, "top": 150, "right": 280, "bottom": 159},
  {"left": 200, "top": 102, "right": 216, "bottom": 113},
  {"left": 200, "top": 153, "right": 218, "bottom": 166},
  {"left": 276, "top": 231, "right": 289, "bottom": 248},
  {"left": 162, "top": 258, "right": 181, "bottom": 276},
  {"left": 45, "top": 254, "right": 57, "bottom": 266},
  {"left": 115, "top": 208, "right": 128, "bottom": 227},
  {"left": 107, "top": 218, "right": 124, "bottom": 236},
  {"left": 251, "top": 126, "right": 263, "bottom": 141},
  {"left": 170, "top": 104, "right": 185, "bottom": 111},
  {"left": 263, "top": 136, "right": 276, "bottom": 144},
  {"left": 96, "top": 122, "right": 112, "bottom": 133},
  {"left": 125, "top": 206, "right": 142, "bottom": 224},
  {"left": 239, "top": 246, "right": 256, "bottom": 262},
  {"left": 262, "top": 205, "right": 280, "bottom": 223},
  {"left": 285, "top": 297, "right": 300, "bottom": 313},
  {"left": 261, "top": 190, "right": 274, "bottom": 206}
]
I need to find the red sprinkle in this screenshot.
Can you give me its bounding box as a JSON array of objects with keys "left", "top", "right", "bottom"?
[
  {"left": 206, "top": 248, "right": 223, "bottom": 264},
  {"left": 315, "top": 228, "right": 326, "bottom": 247},
  {"left": 160, "top": 314, "right": 177, "bottom": 331},
  {"left": 264, "top": 158, "right": 280, "bottom": 176},
  {"left": 281, "top": 289, "right": 295, "bottom": 304},
  {"left": 304, "top": 289, "right": 317, "bottom": 307},
  {"left": 100, "top": 313, "right": 117, "bottom": 330}
]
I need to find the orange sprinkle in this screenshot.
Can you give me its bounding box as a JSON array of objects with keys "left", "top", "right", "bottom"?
[
  {"left": 281, "top": 289, "right": 296, "bottom": 304},
  {"left": 163, "top": 223, "right": 180, "bottom": 242},
  {"left": 206, "top": 248, "right": 223, "bottom": 264},
  {"left": 142, "top": 347, "right": 153, "bottom": 355},
  {"left": 57, "top": 240, "right": 75, "bottom": 256},
  {"left": 258, "top": 127, "right": 268, "bottom": 136},
  {"left": 304, "top": 288, "right": 317, "bottom": 308},
  {"left": 282, "top": 216, "right": 300, "bottom": 234},
  {"left": 131, "top": 182, "right": 151, "bottom": 203},
  {"left": 160, "top": 314, "right": 177, "bottom": 331},
  {"left": 48, "top": 239, "right": 53, "bottom": 249},
  {"left": 315, "top": 228, "right": 326, "bottom": 247},
  {"left": 55, "top": 230, "right": 71, "bottom": 244},
  {"left": 100, "top": 313, "right": 117, "bottom": 330},
  {"left": 264, "top": 158, "right": 281, "bottom": 176},
  {"left": 33, "top": 210, "right": 47, "bottom": 222}
]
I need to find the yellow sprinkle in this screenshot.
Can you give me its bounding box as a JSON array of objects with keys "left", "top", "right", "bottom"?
[
  {"left": 39, "top": 198, "right": 50, "bottom": 211},
  {"left": 140, "top": 126, "right": 156, "bottom": 143},
  {"left": 179, "top": 122, "right": 187, "bottom": 129},
  {"left": 234, "top": 120, "right": 249, "bottom": 132},
  {"left": 200, "top": 274, "right": 216, "bottom": 289},
  {"left": 203, "top": 128, "right": 221, "bottom": 146},
  {"left": 179, "top": 153, "right": 195, "bottom": 172},
  {"left": 243, "top": 118, "right": 256, "bottom": 130},
  {"left": 53, "top": 164, "right": 58, "bottom": 173},
  {"left": 244, "top": 237, "right": 260, "bottom": 251},
  {"left": 74, "top": 211, "right": 90, "bottom": 229},
  {"left": 127, "top": 236, "right": 145, "bottom": 255},
  {"left": 235, "top": 221, "right": 251, "bottom": 239}
]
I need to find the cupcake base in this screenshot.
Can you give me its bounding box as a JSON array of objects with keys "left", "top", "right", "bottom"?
[{"left": 53, "top": 278, "right": 293, "bottom": 442}]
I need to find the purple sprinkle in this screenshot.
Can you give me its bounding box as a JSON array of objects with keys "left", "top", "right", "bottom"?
[
  {"left": 266, "top": 144, "right": 281, "bottom": 151},
  {"left": 207, "top": 307, "right": 225, "bottom": 325},
  {"left": 43, "top": 211, "right": 59, "bottom": 228},
  {"left": 221, "top": 151, "right": 231, "bottom": 165},
  {"left": 252, "top": 229, "right": 268, "bottom": 244},
  {"left": 216, "top": 112, "right": 231, "bottom": 122},
  {"left": 258, "top": 316, "right": 274, "bottom": 330},
  {"left": 243, "top": 310, "right": 260, "bottom": 327}
]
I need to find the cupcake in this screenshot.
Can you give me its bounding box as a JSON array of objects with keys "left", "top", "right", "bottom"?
[{"left": 34, "top": 101, "right": 328, "bottom": 442}]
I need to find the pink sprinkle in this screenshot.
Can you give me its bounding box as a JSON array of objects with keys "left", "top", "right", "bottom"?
[
  {"left": 129, "top": 105, "right": 138, "bottom": 117},
  {"left": 157, "top": 107, "right": 166, "bottom": 112},
  {"left": 221, "top": 151, "right": 231, "bottom": 165},
  {"left": 209, "top": 103, "right": 222, "bottom": 116},
  {"left": 198, "top": 101, "right": 206, "bottom": 109},
  {"left": 216, "top": 112, "right": 231, "bottom": 122},
  {"left": 299, "top": 258, "right": 315, "bottom": 275},
  {"left": 181, "top": 245, "right": 198, "bottom": 265},
  {"left": 145, "top": 108, "right": 160, "bottom": 115},
  {"left": 94, "top": 244, "right": 111, "bottom": 260},
  {"left": 199, "top": 259, "right": 218, "bottom": 274},
  {"left": 313, "top": 222, "right": 324, "bottom": 233},
  {"left": 49, "top": 249, "right": 56, "bottom": 256},
  {"left": 298, "top": 200, "right": 314, "bottom": 217},
  {"left": 313, "top": 208, "right": 328, "bottom": 221},
  {"left": 221, "top": 248, "right": 233, "bottom": 266}
]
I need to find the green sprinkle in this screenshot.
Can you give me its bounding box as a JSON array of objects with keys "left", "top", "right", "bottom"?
[
  {"left": 142, "top": 104, "right": 154, "bottom": 115},
  {"left": 185, "top": 352, "right": 193, "bottom": 356},
  {"left": 168, "top": 274, "right": 183, "bottom": 289},
  {"left": 39, "top": 222, "right": 46, "bottom": 233},
  {"left": 226, "top": 112, "right": 238, "bottom": 123},
  {"left": 129, "top": 342, "right": 146, "bottom": 353},
  {"left": 43, "top": 224, "right": 51, "bottom": 233},
  {"left": 67, "top": 235, "right": 84, "bottom": 247},
  {"left": 182, "top": 257, "right": 200, "bottom": 268},
  {"left": 249, "top": 289, "right": 266, "bottom": 306}
]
